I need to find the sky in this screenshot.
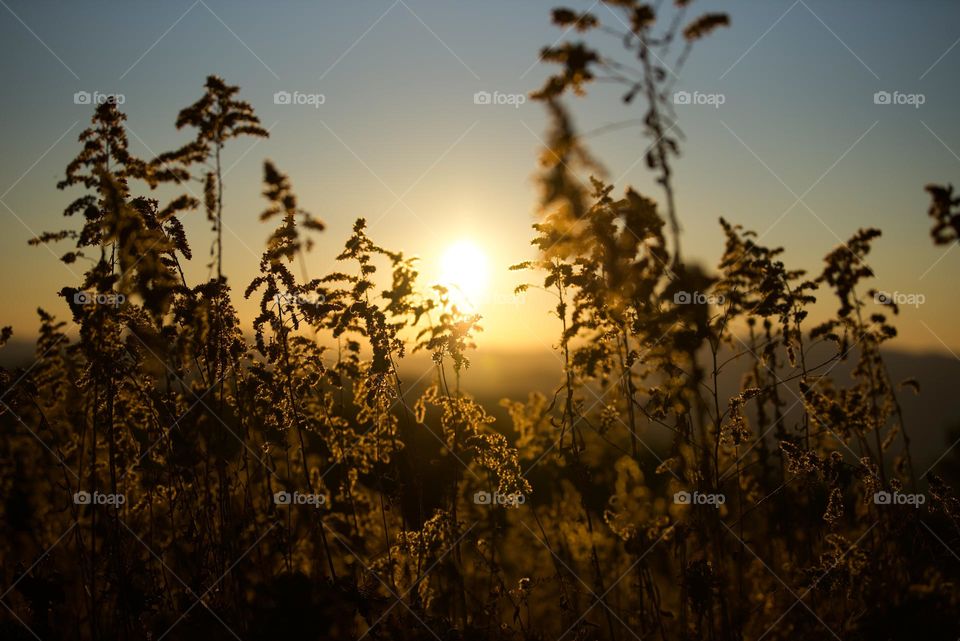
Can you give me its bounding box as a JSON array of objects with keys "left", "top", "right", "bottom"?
[{"left": 1, "top": 0, "right": 960, "bottom": 355}]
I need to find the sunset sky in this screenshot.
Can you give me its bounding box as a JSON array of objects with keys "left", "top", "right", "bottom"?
[{"left": 1, "top": 0, "right": 959, "bottom": 353}]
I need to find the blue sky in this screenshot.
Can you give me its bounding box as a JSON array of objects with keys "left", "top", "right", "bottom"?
[{"left": 1, "top": 0, "right": 960, "bottom": 352}]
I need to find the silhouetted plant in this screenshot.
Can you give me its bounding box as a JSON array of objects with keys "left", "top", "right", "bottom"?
[{"left": 2, "top": 8, "right": 960, "bottom": 640}]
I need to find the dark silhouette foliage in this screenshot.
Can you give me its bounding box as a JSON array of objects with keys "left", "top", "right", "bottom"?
[{"left": 2, "top": 4, "right": 959, "bottom": 641}]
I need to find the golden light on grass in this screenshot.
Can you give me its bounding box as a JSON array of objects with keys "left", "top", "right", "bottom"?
[
  {"left": 10, "top": 3, "right": 960, "bottom": 637},
  {"left": 438, "top": 239, "right": 489, "bottom": 309}
]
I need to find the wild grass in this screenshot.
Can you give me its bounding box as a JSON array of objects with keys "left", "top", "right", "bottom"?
[{"left": 1, "top": 2, "right": 959, "bottom": 640}]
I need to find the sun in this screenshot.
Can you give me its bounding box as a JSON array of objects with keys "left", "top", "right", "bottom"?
[{"left": 438, "top": 240, "right": 489, "bottom": 309}]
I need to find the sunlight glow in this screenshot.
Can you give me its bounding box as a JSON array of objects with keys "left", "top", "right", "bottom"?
[{"left": 438, "top": 240, "right": 489, "bottom": 309}]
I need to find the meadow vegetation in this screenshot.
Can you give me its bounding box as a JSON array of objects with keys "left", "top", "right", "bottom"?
[{"left": 1, "top": 2, "right": 959, "bottom": 639}]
